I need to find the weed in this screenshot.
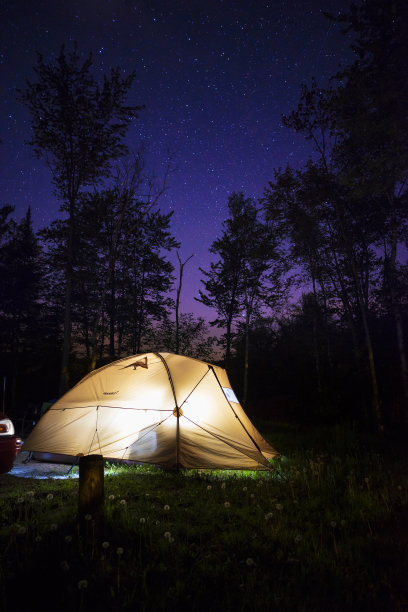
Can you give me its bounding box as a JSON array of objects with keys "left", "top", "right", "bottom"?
[{"left": 0, "top": 423, "right": 407, "bottom": 611}]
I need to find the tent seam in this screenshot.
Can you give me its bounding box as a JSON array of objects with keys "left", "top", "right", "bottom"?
[
  {"left": 208, "top": 365, "right": 268, "bottom": 459},
  {"left": 181, "top": 414, "right": 269, "bottom": 468}
]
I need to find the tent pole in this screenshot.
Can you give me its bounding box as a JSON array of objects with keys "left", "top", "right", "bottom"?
[
  {"left": 176, "top": 408, "right": 180, "bottom": 471},
  {"left": 153, "top": 353, "right": 181, "bottom": 470},
  {"left": 208, "top": 365, "right": 267, "bottom": 459}
]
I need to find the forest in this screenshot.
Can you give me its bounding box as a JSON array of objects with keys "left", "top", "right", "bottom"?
[{"left": 1, "top": 0, "right": 407, "bottom": 435}]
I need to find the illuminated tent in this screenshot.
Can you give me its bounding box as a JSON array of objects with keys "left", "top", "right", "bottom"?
[{"left": 24, "top": 352, "right": 278, "bottom": 469}]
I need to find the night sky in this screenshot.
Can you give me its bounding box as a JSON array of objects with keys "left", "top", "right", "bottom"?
[{"left": 0, "top": 0, "right": 353, "bottom": 318}]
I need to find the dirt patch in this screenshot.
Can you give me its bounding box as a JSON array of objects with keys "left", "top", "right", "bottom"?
[{"left": 1, "top": 451, "right": 79, "bottom": 480}]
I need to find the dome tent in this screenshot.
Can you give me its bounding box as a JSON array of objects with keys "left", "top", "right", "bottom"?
[{"left": 24, "top": 353, "right": 278, "bottom": 469}]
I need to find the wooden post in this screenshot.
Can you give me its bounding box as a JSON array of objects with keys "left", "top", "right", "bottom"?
[{"left": 78, "top": 455, "right": 104, "bottom": 522}]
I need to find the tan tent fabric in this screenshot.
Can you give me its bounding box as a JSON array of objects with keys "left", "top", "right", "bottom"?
[{"left": 24, "top": 353, "right": 279, "bottom": 469}]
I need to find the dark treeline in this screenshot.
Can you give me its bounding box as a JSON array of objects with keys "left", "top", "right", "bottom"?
[
  {"left": 1, "top": 0, "right": 407, "bottom": 434},
  {"left": 0, "top": 47, "right": 215, "bottom": 423},
  {"left": 200, "top": 0, "right": 408, "bottom": 433},
  {"left": 0, "top": 190, "right": 215, "bottom": 421}
]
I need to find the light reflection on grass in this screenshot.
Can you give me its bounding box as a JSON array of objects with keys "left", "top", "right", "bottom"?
[{"left": 1, "top": 423, "right": 407, "bottom": 611}]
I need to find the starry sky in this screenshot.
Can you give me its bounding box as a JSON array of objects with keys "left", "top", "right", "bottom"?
[{"left": 0, "top": 0, "right": 353, "bottom": 319}]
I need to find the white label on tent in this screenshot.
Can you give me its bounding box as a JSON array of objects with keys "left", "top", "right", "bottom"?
[{"left": 222, "top": 387, "right": 239, "bottom": 403}]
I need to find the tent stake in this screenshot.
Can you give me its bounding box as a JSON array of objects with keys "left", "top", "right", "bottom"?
[{"left": 78, "top": 455, "right": 104, "bottom": 525}]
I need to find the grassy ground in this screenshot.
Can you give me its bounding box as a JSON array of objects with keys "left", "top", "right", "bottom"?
[{"left": 0, "top": 422, "right": 407, "bottom": 611}]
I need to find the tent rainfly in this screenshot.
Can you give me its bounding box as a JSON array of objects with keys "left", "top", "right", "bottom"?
[{"left": 24, "top": 353, "right": 278, "bottom": 469}]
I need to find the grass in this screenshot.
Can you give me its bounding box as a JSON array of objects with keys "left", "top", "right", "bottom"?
[{"left": 0, "top": 422, "right": 407, "bottom": 611}]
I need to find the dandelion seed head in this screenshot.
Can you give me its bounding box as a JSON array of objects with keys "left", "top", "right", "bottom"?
[
  {"left": 60, "top": 560, "right": 70, "bottom": 571},
  {"left": 246, "top": 557, "right": 255, "bottom": 566},
  {"left": 35, "top": 535, "right": 42, "bottom": 543},
  {"left": 17, "top": 497, "right": 24, "bottom": 504},
  {"left": 17, "top": 525, "right": 27, "bottom": 535},
  {"left": 164, "top": 531, "right": 172, "bottom": 540},
  {"left": 116, "top": 547, "right": 124, "bottom": 556},
  {"left": 275, "top": 503, "right": 283, "bottom": 511},
  {"left": 224, "top": 501, "right": 230, "bottom": 508},
  {"left": 77, "top": 579, "right": 88, "bottom": 590},
  {"left": 50, "top": 523, "right": 57, "bottom": 532},
  {"left": 84, "top": 514, "right": 92, "bottom": 521},
  {"left": 120, "top": 499, "right": 126, "bottom": 505},
  {"left": 102, "top": 541, "right": 109, "bottom": 549},
  {"left": 221, "top": 482, "right": 226, "bottom": 489},
  {"left": 46, "top": 493, "right": 54, "bottom": 501},
  {"left": 264, "top": 512, "right": 273, "bottom": 521},
  {"left": 64, "top": 535, "right": 72, "bottom": 543},
  {"left": 139, "top": 517, "right": 146, "bottom": 524},
  {"left": 108, "top": 494, "right": 115, "bottom": 500},
  {"left": 206, "top": 485, "right": 212, "bottom": 490},
  {"left": 330, "top": 521, "right": 337, "bottom": 528},
  {"left": 294, "top": 534, "right": 303, "bottom": 543},
  {"left": 242, "top": 486, "right": 247, "bottom": 491},
  {"left": 163, "top": 504, "right": 170, "bottom": 511}
]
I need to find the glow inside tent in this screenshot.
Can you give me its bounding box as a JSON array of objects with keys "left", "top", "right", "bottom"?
[{"left": 24, "top": 353, "right": 279, "bottom": 469}]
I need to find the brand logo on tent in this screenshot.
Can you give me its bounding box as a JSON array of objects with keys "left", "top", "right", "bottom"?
[
  {"left": 120, "top": 357, "right": 148, "bottom": 370},
  {"left": 103, "top": 390, "right": 119, "bottom": 395}
]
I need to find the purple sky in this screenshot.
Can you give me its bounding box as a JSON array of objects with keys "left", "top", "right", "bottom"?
[{"left": 0, "top": 0, "right": 352, "bottom": 319}]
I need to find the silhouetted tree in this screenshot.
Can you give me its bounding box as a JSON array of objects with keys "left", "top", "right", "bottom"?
[
  {"left": 19, "top": 45, "right": 141, "bottom": 392},
  {"left": 275, "top": 89, "right": 382, "bottom": 429},
  {"left": 329, "top": 0, "right": 408, "bottom": 428},
  {"left": 119, "top": 210, "right": 178, "bottom": 355},
  {"left": 41, "top": 187, "right": 178, "bottom": 364},
  {"left": 0, "top": 208, "right": 43, "bottom": 410},
  {"left": 199, "top": 193, "right": 279, "bottom": 405},
  {"left": 175, "top": 253, "right": 193, "bottom": 355},
  {"left": 262, "top": 0, "right": 408, "bottom": 431},
  {"left": 151, "top": 313, "right": 216, "bottom": 361}
]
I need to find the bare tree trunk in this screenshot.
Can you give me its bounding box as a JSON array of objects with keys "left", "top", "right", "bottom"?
[
  {"left": 311, "top": 275, "right": 322, "bottom": 395},
  {"left": 225, "top": 315, "right": 233, "bottom": 367},
  {"left": 242, "top": 309, "right": 250, "bottom": 408},
  {"left": 225, "top": 273, "right": 241, "bottom": 367},
  {"left": 90, "top": 195, "right": 127, "bottom": 370},
  {"left": 109, "top": 273, "right": 116, "bottom": 359},
  {"left": 387, "top": 194, "right": 408, "bottom": 430},
  {"left": 336, "top": 204, "right": 383, "bottom": 432},
  {"left": 319, "top": 278, "right": 333, "bottom": 373},
  {"left": 136, "top": 267, "right": 146, "bottom": 353},
  {"left": 175, "top": 253, "right": 193, "bottom": 354},
  {"left": 89, "top": 160, "right": 169, "bottom": 370},
  {"left": 59, "top": 211, "right": 74, "bottom": 395}
]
